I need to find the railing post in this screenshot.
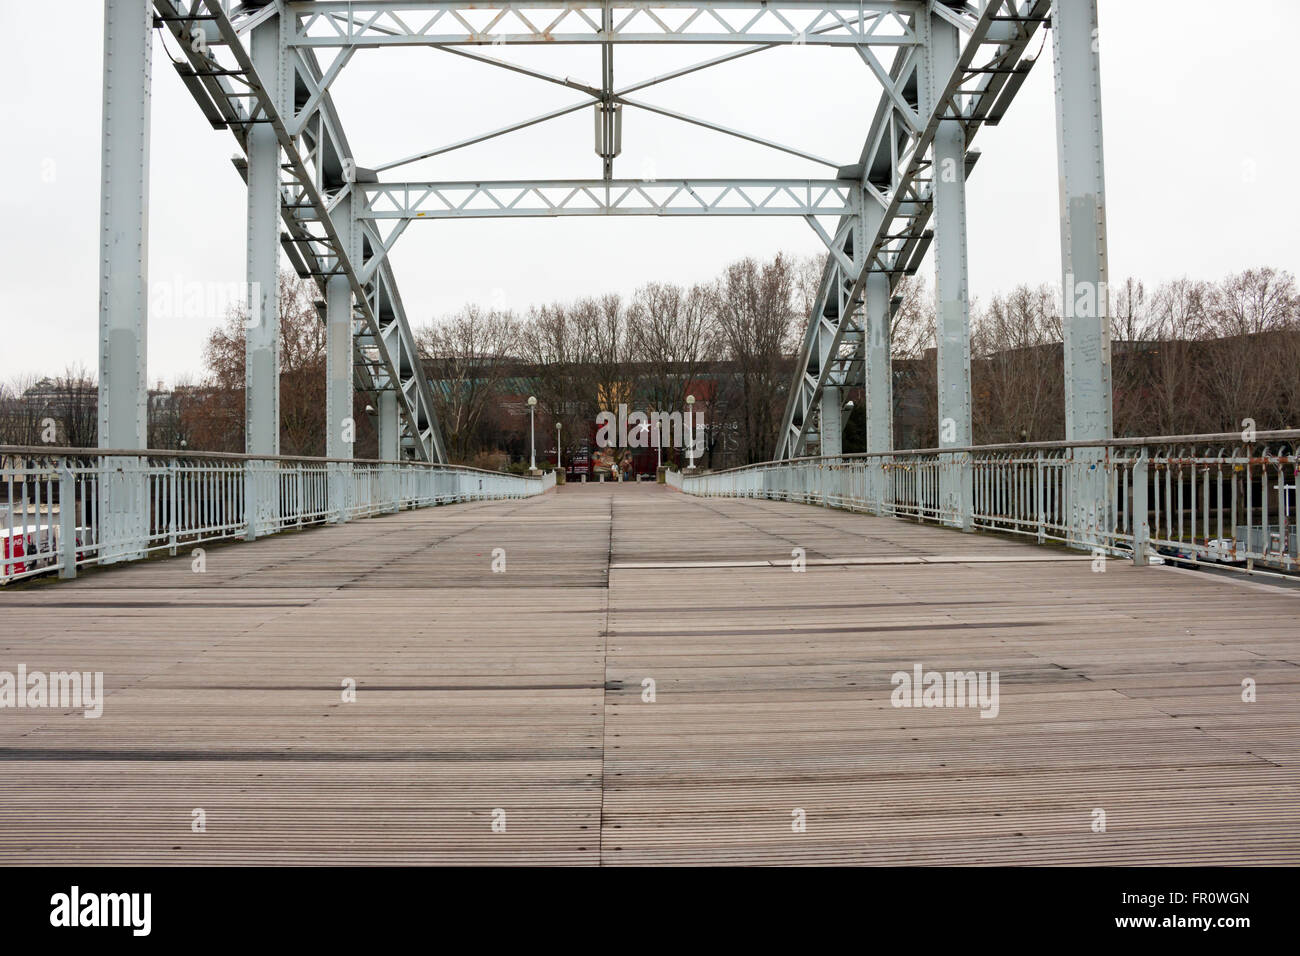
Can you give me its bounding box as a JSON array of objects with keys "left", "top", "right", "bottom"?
[
  {"left": 58, "top": 460, "right": 77, "bottom": 580},
  {"left": 329, "top": 461, "right": 350, "bottom": 524},
  {"left": 959, "top": 453, "right": 974, "bottom": 532},
  {"left": 1132, "top": 446, "right": 1149, "bottom": 567},
  {"left": 244, "top": 459, "right": 258, "bottom": 542},
  {"left": 167, "top": 460, "right": 178, "bottom": 556},
  {"left": 1035, "top": 450, "right": 1046, "bottom": 544}
]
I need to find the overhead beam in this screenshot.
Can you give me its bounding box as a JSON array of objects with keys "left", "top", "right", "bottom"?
[
  {"left": 282, "top": 2, "right": 926, "bottom": 47},
  {"left": 357, "top": 179, "right": 855, "bottom": 218}
]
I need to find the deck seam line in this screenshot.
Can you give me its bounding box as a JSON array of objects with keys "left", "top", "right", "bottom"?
[{"left": 598, "top": 492, "right": 613, "bottom": 866}]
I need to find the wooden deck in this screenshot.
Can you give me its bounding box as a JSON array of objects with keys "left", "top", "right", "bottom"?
[{"left": 1, "top": 482, "right": 1297, "bottom": 865}]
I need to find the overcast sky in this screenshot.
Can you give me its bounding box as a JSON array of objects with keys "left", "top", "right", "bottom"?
[{"left": 1, "top": 0, "right": 1297, "bottom": 385}]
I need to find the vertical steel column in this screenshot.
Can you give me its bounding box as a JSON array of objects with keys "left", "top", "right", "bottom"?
[
  {"left": 326, "top": 193, "right": 354, "bottom": 522},
  {"left": 862, "top": 197, "right": 892, "bottom": 514},
  {"left": 924, "top": 11, "right": 973, "bottom": 530},
  {"left": 97, "top": 0, "right": 153, "bottom": 562},
  {"left": 820, "top": 387, "right": 843, "bottom": 457},
  {"left": 245, "top": 15, "right": 284, "bottom": 455},
  {"left": 244, "top": 13, "right": 286, "bottom": 538},
  {"left": 378, "top": 390, "right": 400, "bottom": 461},
  {"left": 863, "top": 201, "right": 892, "bottom": 456},
  {"left": 1053, "top": 0, "right": 1113, "bottom": 443},
  {"left": 1053, "top": 0, "right": 1113, "bottom": 546}
]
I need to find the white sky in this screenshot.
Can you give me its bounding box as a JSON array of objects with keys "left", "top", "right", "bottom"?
[{"left": 1, "top": 0, "right": 1297, "bottom": 384}]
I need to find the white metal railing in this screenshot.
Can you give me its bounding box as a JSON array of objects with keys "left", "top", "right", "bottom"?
[
  {"left": 671, "top": 431, "right": 1299, "bottom": 578},
  {"left": 0, "top": 446, "right": 548, "bottom": 585}
]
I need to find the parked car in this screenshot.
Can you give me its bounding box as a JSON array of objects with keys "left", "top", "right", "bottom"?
[
  {"left": 1155, "top": 544, "right": 1197, "bottom": 564},
  {"left": 1112, "top": 541, "right": 1166, "bottom": 565},
  {"left": 1206, "top": 538, "right": 1247, "bottom": 566}
]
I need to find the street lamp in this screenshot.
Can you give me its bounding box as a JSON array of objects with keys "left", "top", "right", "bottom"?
[
  {"left": 527, "top": 396, "right": 538, "bottom": 473},
  {"left": 555, "top": 421, "right": 562, "bottom": 472},
  {"left": 685, "top": 394, "right": 696, "bottom": 471}
]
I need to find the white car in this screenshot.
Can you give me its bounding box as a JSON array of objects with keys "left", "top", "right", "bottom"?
[{"left": 1206, "top": 538, "right": 1245, "bottom": 565}]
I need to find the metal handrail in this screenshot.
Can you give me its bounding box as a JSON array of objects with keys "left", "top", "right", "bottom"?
[
  {"left": 673, "top": 430, "right": 1298, "bottom": 580},
  {"left": 1, "top": 447, "right": 550, "bottom": 586},
  {"left": 688, "top": 430, "right": 1300, "bottom": 479}
]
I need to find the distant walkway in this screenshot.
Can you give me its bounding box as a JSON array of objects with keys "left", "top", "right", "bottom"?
[{"left": 1, "top": 483, "right": 1297, "bottom": 864}]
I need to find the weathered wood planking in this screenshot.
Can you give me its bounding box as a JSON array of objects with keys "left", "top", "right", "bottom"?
[{"left": 0, "top": 483, "right": 1296, "bottom": 865}]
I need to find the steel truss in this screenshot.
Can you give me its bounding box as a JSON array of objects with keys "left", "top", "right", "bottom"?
[
  {"left": 776, "top": 0, "right": 1051, "bottom": 461},
  {"left": 100, "top": 0, "right": 1109, "bottom": 536},
  {"left": 149, "top": 0, "right": 446, "bottom": 462}
]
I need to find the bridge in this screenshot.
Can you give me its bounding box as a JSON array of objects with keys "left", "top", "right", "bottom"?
[{"left": 0, "top": 0, "right": 1297, "bottom": 867}]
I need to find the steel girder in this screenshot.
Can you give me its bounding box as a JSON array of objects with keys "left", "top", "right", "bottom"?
[
  {"left": 775, "top": 0, "right": 1049, "bottom": 460},
  {"left": 286, "top": 1, "right": 926, "bottom": 46},
  {"left": 357, "top": 179, "right": 856, "bottom": 219},
  {"left": 154, "top": 0, "right": 447, "bottom": 462}
]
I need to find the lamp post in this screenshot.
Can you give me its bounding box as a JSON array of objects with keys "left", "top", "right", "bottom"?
[
  {"left": 555, "top": 421, "right": 562, "bottom": 472},
  {"left": 527, "top": 396, "right": 538, "bottom": 473},
  {"left": 685, "top": 394, "right": 696, "bottom": 471}
]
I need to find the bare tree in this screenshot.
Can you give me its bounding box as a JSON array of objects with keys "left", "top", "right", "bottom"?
[
  {"left": 627, "top": 281, "right": 714, "bottom": 417},
  {"left": 1143, "top": 277, "right": 1211, "bottom": 435},
  {"left": 888, "top": 277, "right": 937, "bottom": 448},
  {"left": 417, "top": 305, "right": 519, "bottom": 462},
  {"left": 519, "top": 302, "right": 595, "bottom": 464},
  {"left": 1, "top": 374, "right": 45, "bottom": 445},
  {"left": 971, "top": 284, "right": 1063, "bottom": 443},
  {"left": 1110, "top": 277, "right": 1153, "bottom": 436},
  {"left": 709, "top": 254, "right": 798, "bottom": 463},
  {"left": 51, "top": 365, "right": 98, "bottom": 448},
  {"left": 188, "top": 270, "right": 330, "bottom": 454},
  {"left": 1201, "top": 268, "right": 1298, "bottom": 431},
  {"left": 578, "top": 293, "right": 634, "bottom": 413}
]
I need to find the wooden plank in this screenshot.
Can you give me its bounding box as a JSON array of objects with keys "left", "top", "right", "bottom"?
[{"left": 1, "top": 483, "right": 1296, "bottom": 865}]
